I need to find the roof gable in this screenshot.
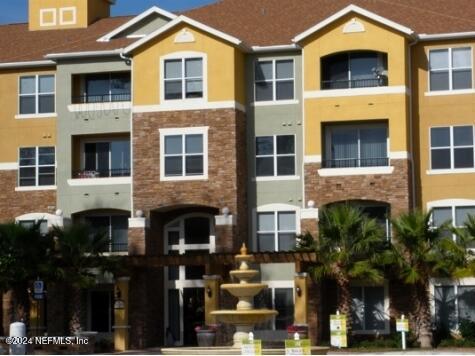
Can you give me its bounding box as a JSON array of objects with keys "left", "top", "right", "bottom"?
[
  {"left": 123, "top": 15, "right": 244, "bottom": 55},
  {"left": 293, "top": 4, "right": 414, "bottom": 43},
  {"left": 98, "top": 6, "right": 177, "bottom": 42}
]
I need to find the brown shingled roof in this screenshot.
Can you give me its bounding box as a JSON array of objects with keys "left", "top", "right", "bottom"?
[
  {"left": 184, "top": 0, "right": 475, "bottom": 46},
  {"left": 0, "top": 16, "right": 133, "bottom": 63},
  {"left": 1, "top": 0, "right": 475, "bottom": 64}
]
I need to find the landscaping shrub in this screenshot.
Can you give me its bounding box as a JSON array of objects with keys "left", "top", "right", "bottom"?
[{"left": 459, "top": 319, "right": 475, "bottom": 341}]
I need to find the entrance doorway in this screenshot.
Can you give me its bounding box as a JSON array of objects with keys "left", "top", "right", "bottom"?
[{"left": 164, "top": 214, "right": 215, "bottom": 346}]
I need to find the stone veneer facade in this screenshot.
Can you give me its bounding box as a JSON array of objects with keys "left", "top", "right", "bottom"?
[
  {"left": 304, "top": 159, "right": 412, "bottom": 216},
  {"left": 0, "top": 170, "right": 56, "bottom": 221}
]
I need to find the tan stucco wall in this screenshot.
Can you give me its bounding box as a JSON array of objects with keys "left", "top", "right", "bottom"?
[
  {"left": 413, "top": 39, "right": 475, "bottom": 207},
  {"left": 0, "top": 68, "right": 56, "bottom": 162},
  {"left": 300, "top": 13, "right": 410, "bottom": 155},
  {"left": 132, "top": 24, "right": 246, "bottom": 106}
]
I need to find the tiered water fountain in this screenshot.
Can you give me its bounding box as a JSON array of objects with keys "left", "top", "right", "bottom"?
[{"left": 211, "top": 244, "right": 278, "bottom": 347}]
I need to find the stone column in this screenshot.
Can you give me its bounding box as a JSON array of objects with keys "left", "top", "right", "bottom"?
[
  {"left": 300, "top": 202, "right": 319, "bottom": 237},
  {"left": 203, "top": 275, "right": 221, "bottom": 326},
  {"left": 294, "top": 273, "right": 309, "bottom": 326},
  {"left": 113, "top": 277, "right": 130, "bottom": 352},
  {"left": 128, "top": 216, "right": 150, "bottom": 256},
  {"left": 214, "top": 213, "right": 235, "bottom": 253}
]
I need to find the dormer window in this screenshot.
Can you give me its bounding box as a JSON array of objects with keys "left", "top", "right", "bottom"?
[
  {"left": 164, "top": 57, "right": 204, "bottom": 100},
  {"left": 321, "top": 51, "right": 388, "bottom": 90}
]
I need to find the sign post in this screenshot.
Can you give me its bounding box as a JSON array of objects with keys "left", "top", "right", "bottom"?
[
  {"left": 396, "top": 315, "right": 409, "bottom": 350},
  {"left": 241, "top": 332, "right": 262, "bottom": 356},
  {"left": 330, "top": 311, "right": 347, "bottom": 348},
  {"left": 284, "top": 331, "right": 311, "bottom": 355}
]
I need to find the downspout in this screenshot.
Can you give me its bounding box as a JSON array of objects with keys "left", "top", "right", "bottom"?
[{"left": 408, "top": 36, "right": 419, "bottom": 211}]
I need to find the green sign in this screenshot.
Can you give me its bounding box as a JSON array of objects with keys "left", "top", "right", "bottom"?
[
  {"left": 284, "top": 339, "right": 311, "bottom": 355},
  {"left": 396, "top": 319, "right": 409, "bottom": 332},
  {"left": 241, "top": 339, "right": 262, "bottom": 356},
  {"left": 330, "top": 314, "right": 348, "bottom": 348}
]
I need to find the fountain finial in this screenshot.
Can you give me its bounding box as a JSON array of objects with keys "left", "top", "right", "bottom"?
[{"left": 240, "top": 243, "right": 248, "bottom": 256}]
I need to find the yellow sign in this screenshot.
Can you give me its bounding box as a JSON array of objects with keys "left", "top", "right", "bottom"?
[
  {"left": 241, "top": 339, "right": 262, "bottom": 356},
  {"left": 284, "top": 339, "right": 311, "bottom": 355},
  {"left": 396, "top": 319, "right": 409, "bottom": 333},
  {"left": 330, "top": 314, "right": 347, "bottom": 348}
]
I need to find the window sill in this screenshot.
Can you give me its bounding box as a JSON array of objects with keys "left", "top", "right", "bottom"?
[
  {"left": 15, "top": 113, "right": 57, "bottom": 119},
  {"left": 251, "top": 99, "right": 299, "bottom": 107},
  {"left": 425, "top": 89, "right": 475, "bottom": 97},
  {"left": 102, "top": 252, "right": 129, "bottom": 257},
  {"left": 318, "top": 166, "right": 394, "bottom": 177},
  {"left": 67, "top": 177, "right": 132, "bottom": 186},
  {"left": 67, "top": 102, "right": 131, "bottom": 112},
  {"left": 426, "top": 168, "right": 475, "bottom": 175},
  {"left": 15, "top": 185, "right": 57, "bottom": 192},
  {"left": 254, "top": 175, "right": 300, "bottom": 182},
  {"left": 160, "top": 175, "right": 208, "bottom": 182}
]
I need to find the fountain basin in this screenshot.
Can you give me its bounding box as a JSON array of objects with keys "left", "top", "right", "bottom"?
[
  {"left": 211, "top": 309, "right": 278, "bottom": 325},
  {"left": 230, "top": 269, "right": 259, "bottom": 281},
  {"left": 221, "top": 283, "right": 267, "bottom": 297}
]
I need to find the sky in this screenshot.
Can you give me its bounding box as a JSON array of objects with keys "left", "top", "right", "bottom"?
[{"left": 0, "top": 0, "right": 218, "bottom": 24}]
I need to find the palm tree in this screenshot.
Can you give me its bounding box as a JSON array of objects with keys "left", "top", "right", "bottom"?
[
  {"left": 49, "top": 224, "right": 121, "bottom": 335},
  {"left": 0, "top": 222, "right": 53, "bottom": 326},
  {"left": 297, "top": 204, "right": 387, "bottom": 341},
  {"left": 390, "top": 211, "right": 474, "bottom": 348}
]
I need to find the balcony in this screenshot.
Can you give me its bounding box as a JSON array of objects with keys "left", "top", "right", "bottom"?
[
  {"left": 70, "top": 136, "right": 131, "bottom": 185},
  {"left": 322, "top": 157, "right": 389, "bottom": 168},
  {"left": 321, "top": 51, "right": 388, "bottom": 90},
  {"left": 71, "top": 72, "right": 131, "bottom": 104},
  {"left": 72, "top": 93, "right": 131, "bottom": 104},
  {"left": 321, "top": 77, "right": 388, "bottom": 90}
]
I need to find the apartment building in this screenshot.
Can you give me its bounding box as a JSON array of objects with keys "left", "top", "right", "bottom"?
[{"left": 0, "top": 0, "right": 474, "bottom": 349}]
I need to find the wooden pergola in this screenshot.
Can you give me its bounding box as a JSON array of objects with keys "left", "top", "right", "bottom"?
[{"left": 126, "top": 251, "right": 317, "bottom": 267}]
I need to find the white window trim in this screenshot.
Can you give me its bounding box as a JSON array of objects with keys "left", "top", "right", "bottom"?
[
  {"left": 18, "top": 146, "right": 56, "bottom": 188},
  {"left": 18, "top": 74, "right": 56, "bottom": 116},
  {"left": 40, "top": 8, "right": 56, "bottom": 27},
  {"left": 255, "top": 134, "right": 297, "bottom": 179},
  {"left": 253, "top": 204, "right": 301, "bottom": 252},
  {"left": 15, "top": 213, "right": 63, "bottom": 229},
  {"left": 160, "top": 51, "right": 208, "bottom": 108},
  {"left": 258, "top": 280, "right": 295, "bottom": 331},
  {"left": 428, "top": 199, "right": 475, "bottom": 244},
  {"left": 159, "top": 126, "right": 209, "bottom": 181},
  {"left": 428, "top": 125, "right": 475, "bottom": 174},
  {"left": 427, "top": 46, "right": 473, "bottom": 94},
  {"left": 430, "top": 277, "right": 475, "bottom": 331},
  {"left": 253, "top": 57, "right": 296, "bottom": 104},
  {"left": 59, "top": 7, "right": 77, "bottom": 26},
  {"left": 350, "top": 281, "right": 390, "bottom": 335},
  {"left": 163, "top": 213, "right": 215, "bottom": 346}
]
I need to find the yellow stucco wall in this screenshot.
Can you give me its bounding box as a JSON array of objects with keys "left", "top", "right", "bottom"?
[
  {"left": 302, "top": 14, "right": 408, "bottom": 91},
  {"left": 132, "top": 24, "right": 246, "bottom": 106},
  {"left": 0, "top": 68, "right": 56, "bottom": 162},
  {"left": 29, "top": 0, "right": 110, "bottom": 30},
  {"left": 413, "top": 39, "right": 475, "bottom": 207},
  {"left": 301, "top": 13, "right": 410, "bottom": 156}
]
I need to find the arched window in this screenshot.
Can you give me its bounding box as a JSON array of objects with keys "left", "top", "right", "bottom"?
[{"left": 321, "top": 51, "right": 388, "bottom": 89}]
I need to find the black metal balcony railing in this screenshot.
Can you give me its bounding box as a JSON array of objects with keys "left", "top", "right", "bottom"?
[
  {"left": 72, "top": 93, "right": 131, "bottom": 104},
  {"left": 321, "top": 77, "right": 388, "bottom": 90},
  {"left": 100, "top": 242, "right": 128, "bottom": 253},
  {"left": 322, "top": 157, "right": 390, "bottom": 169},
  {"left": 74, "top": 168, "right": 131, "bottom": 179}
]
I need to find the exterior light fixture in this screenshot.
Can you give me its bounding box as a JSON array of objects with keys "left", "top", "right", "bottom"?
[
  {"left": 114, "top": 287, "right": 125, "bottom": 310},
  {"left": 296, "top": 286, "right": 302, "bottom": 297},
  {"left": 222, "top": 207, "right": 230, "bottom": 217}
]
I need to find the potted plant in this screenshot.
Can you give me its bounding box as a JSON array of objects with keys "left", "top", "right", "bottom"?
[
  {"left": 287, "top": 324, "right": 309, "bottom": 340},
  {"left": 195, "top": 324, "right": 218, "bottom": 347}
]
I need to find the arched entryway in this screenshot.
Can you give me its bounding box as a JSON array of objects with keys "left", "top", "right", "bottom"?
[{"left": 163, "top": 213, "right": 215, "bottom": 346}]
